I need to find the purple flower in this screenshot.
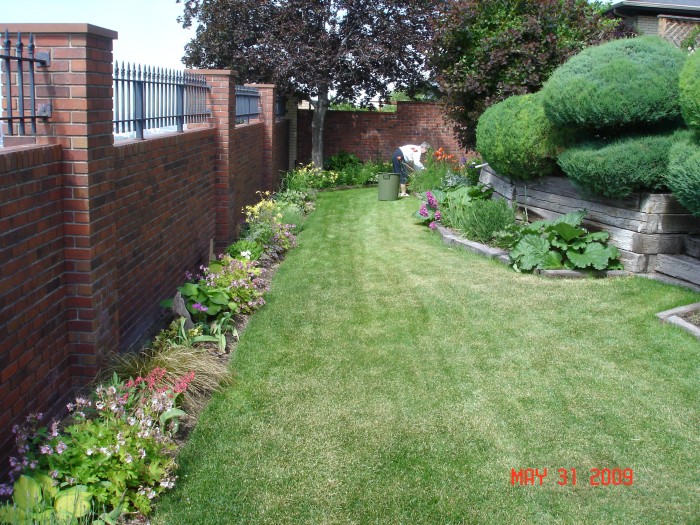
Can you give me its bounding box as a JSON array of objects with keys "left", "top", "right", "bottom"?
[
  {"left": 56, "top": 442, "right": 67, "bottom": 455},
  {"left": 0, "top": 484, "right": 13, "bottom": 497},
  {"left": 434, "top": 210, "right": 442, "bottom": 221},
  {"left": 419, "top": 204, "right": 429, "bottom": 218},
  {"left": 429, "top": 221, "right": 437, "bottom": 230},
  {"left": 39, "top": 445, "right": 53, "bottom": 455},
  {"left": 192, "top": 303, "right": 208, "bottom": 312}
]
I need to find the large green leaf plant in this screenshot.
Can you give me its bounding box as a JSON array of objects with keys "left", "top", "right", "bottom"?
[{"left": 508, "top": 211, "right": 623, "bottom": 272}]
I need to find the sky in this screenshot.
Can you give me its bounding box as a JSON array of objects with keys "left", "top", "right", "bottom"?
[{"left": 2, "top": 0, "right": 197, "bottom": 70}]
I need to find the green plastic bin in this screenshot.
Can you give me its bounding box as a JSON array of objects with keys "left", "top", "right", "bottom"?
[{"left": 378, "top": 172, "right": 400, "bottom": 201}]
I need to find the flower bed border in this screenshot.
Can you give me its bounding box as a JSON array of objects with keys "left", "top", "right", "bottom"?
[
  {"left": 435, "top": 225, "right": 630, "bottom": 279},
  {"left": 656, "top": 302, "right": 700, "bottom": 341}
]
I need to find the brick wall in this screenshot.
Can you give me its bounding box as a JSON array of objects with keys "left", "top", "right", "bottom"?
[
  {"left": 113, "top": 130, "right": 218, "bottom": 351},
  {"left": 230, "top": 123, "right": 266, "bottom": 232},
  {"left": 0, "top": 145, "right": 71, "bottom": 463},
  {"left": 0, "top": 25, "right": 288, "bottom": 472},
  {"left": 273, "top": 119, "right": 290, "bottom": 188},
  {"left": 297, "top": 102, "right": 465, "bottom": 165}
]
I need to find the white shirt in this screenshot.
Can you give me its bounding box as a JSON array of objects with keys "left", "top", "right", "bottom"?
[{"left": 399, "top": 145, "right": 425, "bottom": 170}]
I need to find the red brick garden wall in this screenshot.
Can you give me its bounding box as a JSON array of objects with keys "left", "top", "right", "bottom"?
[
  {"left": 0, "top": 145, "right": 73, "bottom": 461},
  {"left": 113, "top": 130, "right": 218, "bottom": 352},
  {"left": 0, "top": 25, "right": 286, "bottom": 472},
  {"left": 230, "top": 123, "right": 266, "bottom": 237},
  {"left": 297, "top": 102, "right": 465, "bottom": 164}
]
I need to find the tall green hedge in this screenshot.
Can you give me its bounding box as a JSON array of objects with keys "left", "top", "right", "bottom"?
[
  {"left": 667, "top": 132, "right": 700, "bottom": 216},
  {"left": 557, "top": 131, "right": 684, "bottom": 198},
  {"left": 680, "top": 51, "right": 700, "bottom": 133},
  {"left": 542, "top": 36, "right": 686, "bottom": 131},
  {"left": 476, "top": 92, "right": 564, "bottom": 180}
]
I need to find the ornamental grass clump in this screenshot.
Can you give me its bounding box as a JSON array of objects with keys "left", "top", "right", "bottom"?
[{"left": 0, "top": 368, "right": 194, "bottom": 522}]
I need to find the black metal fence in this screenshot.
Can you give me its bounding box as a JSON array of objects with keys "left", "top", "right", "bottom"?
[
  {"left": 113, "top": 61, "right": 210, "bottom": 139},
  {"left": 1, "top": 30, "right": 51, "bottom": 136},
  {"left": 235, "top": 85, "right": 261, "bottom": 124}
]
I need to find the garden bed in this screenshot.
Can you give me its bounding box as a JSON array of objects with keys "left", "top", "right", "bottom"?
[
  {"left": 656, "top": 302, "right": 700, "bottom": 340},
  {"left": 480, "top": 166, "right": 700, "bottom": 273},
  {"left": 435, "top": 225, "right": 630, "bottom": 279}
]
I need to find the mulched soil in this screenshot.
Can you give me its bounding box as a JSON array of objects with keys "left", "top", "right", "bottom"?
[{"left": 680, "top": 310, "right": 700, "bottom": 328}]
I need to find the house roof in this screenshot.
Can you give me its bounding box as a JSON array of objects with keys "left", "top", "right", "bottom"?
[{"left": 607, "top": 1, "right": 700, "bottom": 16}]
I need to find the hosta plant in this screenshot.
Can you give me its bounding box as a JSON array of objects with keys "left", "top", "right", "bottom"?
[{"left": 508, "top": 211, "right": 622, "bottom": 272}]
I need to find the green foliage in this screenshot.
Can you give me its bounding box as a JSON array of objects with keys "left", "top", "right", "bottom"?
[
  {"left": 225, "top": 239, "right": 265, "bottom": 261},
  {"left": 283, "top": 164, "right": 339, "bottom": 191},
  {"left": 409, "top": 149, "right": 481, "bottom": 193},
  {"left": 324, "top": 151, "right": 362, "bottom": 172},
  {"left": 445, "top": 198, "right": 517, "bottom": 245},
  {"left": 508, "top": 211, "right": 622, "bottom": 271},
  {"left": 2, "top": 370, "right": 194, "bottom": 521},
  {"left": 431, "top": 0, "right": 622, "bottom": 146},
  {"left": 557, "top": 131, "right": 679, "bottom": 197},
  {"left": 542, "top": 36, "right": 686, "bottom": 132},
  {"left": 679, "top": 51, "right": 700, "bottom": 133},
  {"left": 0, "top": 474, "right": 93, "bottom": 525},
  {"left": 476, "top": 92, "right": 565, "bottom": 180},
  {"left": 667, "top": 132, "right": 700, "bottom": 217}
]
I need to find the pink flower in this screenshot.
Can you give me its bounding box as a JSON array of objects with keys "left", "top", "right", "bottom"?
[
  {"left": 429, "top": 221, "right": 437, "bottom": 230},
  {"left": 434, "top": 210, "right": 442, "bottom": 221}
]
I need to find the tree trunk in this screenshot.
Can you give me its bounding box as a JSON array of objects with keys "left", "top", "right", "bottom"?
[{"left": 311, "top": 85, "right": 329, "bottom": 168}]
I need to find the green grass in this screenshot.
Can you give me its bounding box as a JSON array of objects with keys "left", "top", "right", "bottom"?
[{"left": 154, "top": 188, "right": 700, "bottom": 524}]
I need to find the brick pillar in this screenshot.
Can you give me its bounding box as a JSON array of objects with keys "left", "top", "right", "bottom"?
[
  {"left": 3, "top": 24, "right": 120, "bottom": 380},
  {"left": 247, "top": 84, "right": 276, "bottom": 191},
  {"left": 201, "top": 69, "right": 237, "bottom": 248}
]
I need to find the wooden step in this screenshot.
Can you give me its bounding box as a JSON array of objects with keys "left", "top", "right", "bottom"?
[
  {"left": 685, "top": 235, "right": 700, "bottom": 259},
  {"left": 655, "top": 254, "right": 700, "bottom": 287}
]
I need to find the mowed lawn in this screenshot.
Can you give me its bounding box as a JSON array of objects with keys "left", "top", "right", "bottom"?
[{"left": 154, "top": 188, "right": 700, "bottom": 524}]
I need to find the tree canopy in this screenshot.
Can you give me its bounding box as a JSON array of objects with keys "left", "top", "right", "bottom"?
[
  {"left": 430, "top": 0, "right": 627, "bottom": 147},
  {"left": 177, "top": 0, "right": 440, "bottom": 166}
]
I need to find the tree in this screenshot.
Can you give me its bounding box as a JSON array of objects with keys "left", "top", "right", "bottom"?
[
  {"left": 430, "top": 0, "right": 627, "bottom": 147},
  {"left": 177, "top": 0, "right": 440, "bottom": 167}
]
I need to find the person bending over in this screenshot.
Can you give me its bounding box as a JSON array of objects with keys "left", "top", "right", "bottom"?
[{"left": 392, "top": 142, "right": 430, "bottom": 197}]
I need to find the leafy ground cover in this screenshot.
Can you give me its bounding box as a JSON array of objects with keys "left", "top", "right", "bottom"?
[{"left": 154, "top": 188, "right": 700, "bottom": 524}]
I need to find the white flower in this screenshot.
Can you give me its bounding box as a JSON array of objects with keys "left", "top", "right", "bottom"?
[
  {"left": 86, "top": 448, "right": 93, "bottom": 456},
  {"left": 241, "top": 250, "right": 252, "bottom": 259}
]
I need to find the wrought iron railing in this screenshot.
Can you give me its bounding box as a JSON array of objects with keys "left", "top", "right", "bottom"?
[
  {"left": 1, "top": 30, "right": 51, "bottom": 136},
  {"left": 235, "top": 85, "right": 261, "bottom": 124},
  {"left": 113, "top": 62, "right": 210, "bottom": 139}
]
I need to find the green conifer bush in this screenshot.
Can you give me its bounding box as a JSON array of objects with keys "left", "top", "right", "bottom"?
[{"left": 542, "top": 36, "right": 686, "bottom": 131}]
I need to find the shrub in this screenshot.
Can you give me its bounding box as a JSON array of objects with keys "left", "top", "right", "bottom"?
[
  {"left": 667, "top": 132, "right": 700, "bottom": 217},
  {"left": 680, "top": 51, "right": 700, "bottom": 133},
  {"left": 476, "top": 92, "right": 565, "bottom": 180},
  {"left": 431, "top": 0, "right": 622, "bottom": 146},
  {"left": 283, "top": 164, "right": 338, "bottom": 190},
  {"left": 542, "top": 36, "right": 686, "bottom": 131},
  {"left": 557, "top": 131, "right": 679, "bottom": 198},
  {"left": 274, "top": 189, "right": 316, "bottom": 215},
  {"left": 446, "top": 198, "right": 517, "bottom": 245}
]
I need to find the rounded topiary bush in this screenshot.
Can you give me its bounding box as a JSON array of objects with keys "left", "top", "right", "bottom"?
[
  {"left": 542, "top": 36, "right": 686, "bottom": 131},
  {"left": 557, "top": 131, "right": 683, "bottom": 198},
  {"left": 476, "top": 92, "right": 564, "bottom": 180},
  {"left": 667, "top": 132, "right": 700, "bottom": 216},
  {"left": 680, "top": 51, "right": 700, "bottom": 132}
]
